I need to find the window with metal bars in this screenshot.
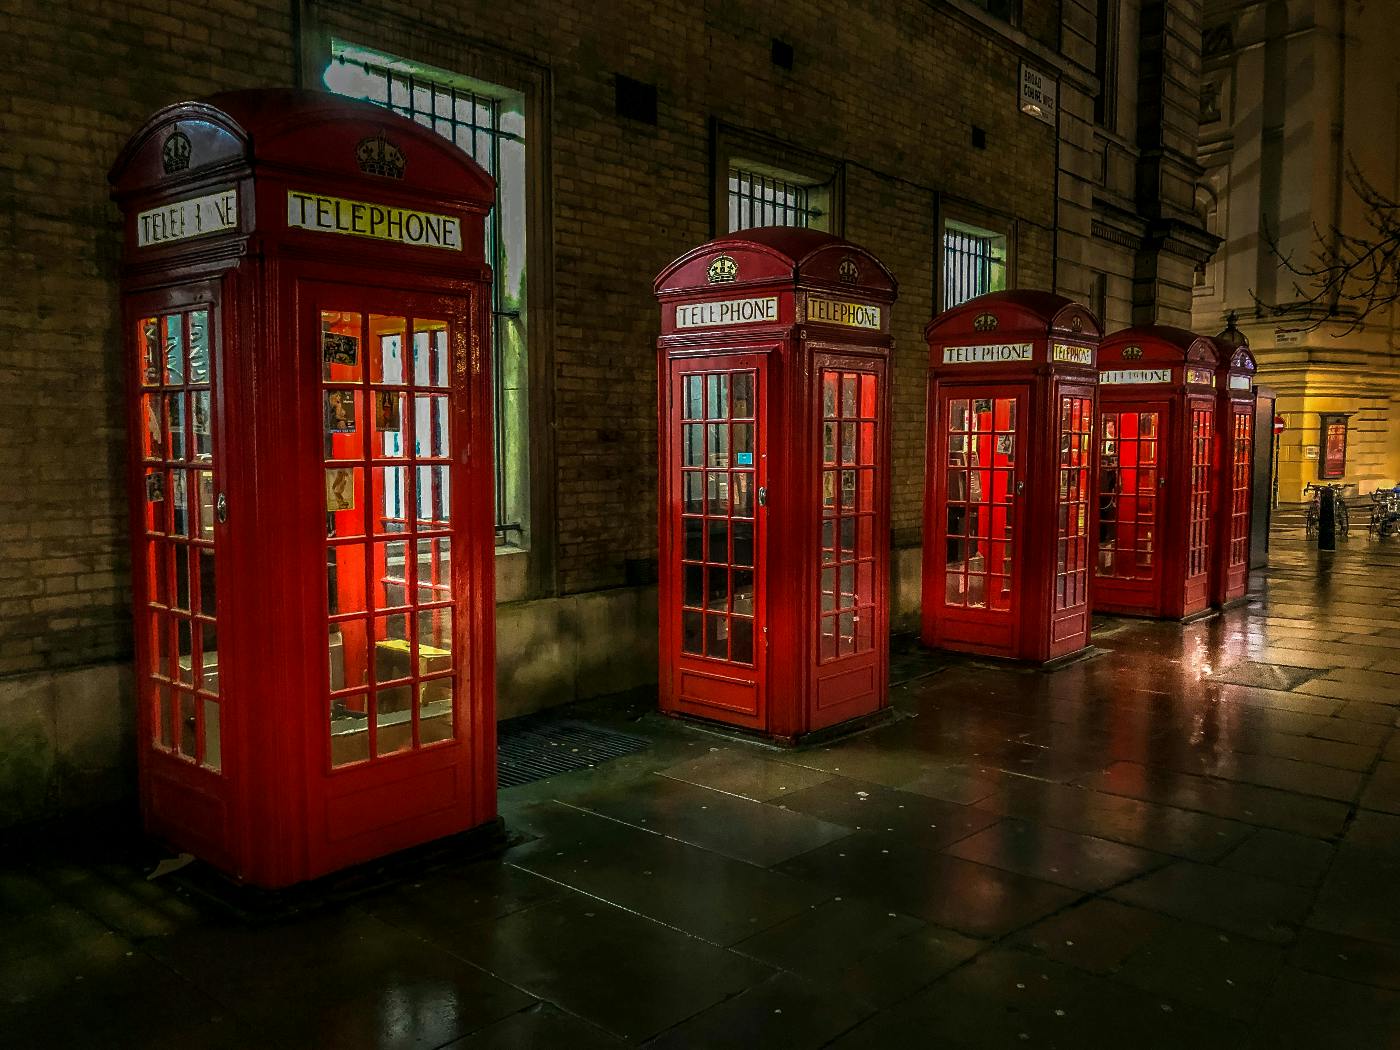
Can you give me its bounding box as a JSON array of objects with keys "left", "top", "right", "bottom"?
[
  {"left": 728, "top": 167, "right": 827, "bottom": 232},
  {"left": 942, "top": 221, "right": 1008, "bottom": 310},
  {"left": 325, "top": 43, "right": 528, "bottom": 549}
]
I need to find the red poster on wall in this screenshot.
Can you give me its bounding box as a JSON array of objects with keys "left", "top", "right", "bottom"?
[{"left": 1321, "top": 416, "right": 1347, "bottom": 479}]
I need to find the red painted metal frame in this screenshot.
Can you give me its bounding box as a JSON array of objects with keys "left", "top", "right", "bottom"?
[
  {"left": 110, "top": 90, "right": 498, "bottom": 888},
  {"left": 1210, "top": 337, "right": 1258, "bottom": 607},
  {"left": 921, "top": 291, "right": 1103, "bottom": 664},
  {"left": 654, "top": 229, "right": 897, "bottom": 743},
  {"left": 1095, "top": 326, "right": 1219, "bottom": 621}
]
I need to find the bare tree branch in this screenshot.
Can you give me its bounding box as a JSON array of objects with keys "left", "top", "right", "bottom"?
[{"left": 1248, "top": 153, "right": 1400, "bottom": 334}]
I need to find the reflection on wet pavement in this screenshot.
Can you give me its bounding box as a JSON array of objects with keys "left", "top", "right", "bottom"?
[{"left": 4, "top": 532, "right": 1400, "bottom": 1047}]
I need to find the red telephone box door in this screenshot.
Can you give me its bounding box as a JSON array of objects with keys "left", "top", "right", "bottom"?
[
  {"left": 1183, "top": 399, "right": 1216, "bottom": 610},
  {"left": 933, "top": 386, "right": 1027, "bottom": 656},
  {"left": 668, "top": 354, "right": 767, "bottom": 729},
  {"left": 132, "top": 295, "right": 232, "bottom": 864},
  {"left": 1096, "top": 405, "right": 1168, "bottom": 612},
  {"left": 1222, "top": 403, "right": 1254, "bottom": 596},
  {"left": 307, "top": 282, "right": 484, "bottom": 872}
]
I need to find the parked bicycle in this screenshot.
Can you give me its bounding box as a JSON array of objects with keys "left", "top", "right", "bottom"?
[
  {"left": 1368, "top": 486, "right": 1400, "bottom": 539},
  {"left": 1304, "top": 482, "right": 1350, "bottom": 538}
]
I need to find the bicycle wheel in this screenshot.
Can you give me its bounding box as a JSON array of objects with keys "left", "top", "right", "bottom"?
[
  {"left": 1305, "top": 507, "right": 1317, "bottom": 537},
  {"left": 1338, "top": 502, "right": 1350, "bottom": 536}
]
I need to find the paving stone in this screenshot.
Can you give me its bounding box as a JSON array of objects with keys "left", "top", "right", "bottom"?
[
  {"left": 1108, "top": 860, "right": 1312, "bottom": 943},
  {"left": 1208, "top": 661, "right": 1325, "bottom": 690},
  {"left": 1218, "top": 828, "right": 1336, "bottom": 888},
  {"left": 655, "top": 748, "right": 835, "bottom": 802},
  {"left": 943, "top": 818, "right": 1170, "bottom": 892}
]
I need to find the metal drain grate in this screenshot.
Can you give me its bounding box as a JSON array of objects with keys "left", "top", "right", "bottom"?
[{"left": 497, "top": 717, "right": 652, "bottom": 789}]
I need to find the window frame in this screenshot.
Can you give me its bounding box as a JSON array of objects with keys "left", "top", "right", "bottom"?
[
  {"left": 711, "top": 122, "right": 845, "bottom": 237},
  {"left": 937, "top": 198, "right": 1017, "bottom": 312},
  {"left": 302, "top": 11, "right": 556, "bottom": 601},
  {"left": 1318, "top": 414, "right": 1349, "bottom": 480}
]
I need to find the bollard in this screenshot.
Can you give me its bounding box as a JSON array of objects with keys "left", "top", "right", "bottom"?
[{"left": 1318, "top": 486, "right": 1337, "bottom": 551}]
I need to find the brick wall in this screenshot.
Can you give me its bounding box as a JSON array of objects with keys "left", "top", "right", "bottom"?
[
  {"left": 2, "top": 0, "right": 1071, "bottom": 679},
  {"left": 0, "top": 0, "right": 295, "bottom": 678}
]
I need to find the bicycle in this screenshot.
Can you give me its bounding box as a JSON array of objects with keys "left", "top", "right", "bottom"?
[
  {"left": 1367, "top": 486, "right": 1400, "bottom": 539},
  {"left": 1304, "top": 482, "right": 1350, "bottom": 538}
]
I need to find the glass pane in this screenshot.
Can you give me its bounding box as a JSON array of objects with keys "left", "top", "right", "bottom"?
[
  {"left": 202, "top": 699, "right": 221, "bottom": 771},
  {"left": 140, "top": 317, "right": 160, "bottom": 386},
  {"left": 326, "top": 466, "right": 365, "bottom": 537},
  {"left": 374, "top": 539, "right": 411, "bottom": 610},
  {"left": 166, "top": 393, "right": 187, "bottom": 460},
  {"left": 419, "top": 677, "right": 454, "bottom": 745},
  {"left": 173, "top": 545, "right": 191, "bottom": 612},
  {"left": 841, "top": 374, "right": 858, "bottom": 416},
  {"left": 683, "top": 564, "right": 703, "bottom": 607},
  {"left": 375, "top": 392, "right": 409, "bottom": 457},
  {"left": 732, "top": 520, "right": 754, "bottom": 567},
  {"left": 706, "top": 374, "right": 728, "bottom": 419},
  {"left": 327, "top": 544, "right": 367, "bottom": 615},
  {"left": 196, "top": 471, "right": 215, "bottom": 540},
  {"left": 682, "top": 611, "right": 703, "bottom": 654},
  {"left": 731, "top": 618, "right": 754, "bottom": 664},
  {"left": 199, "top": 621, "right": 219, "bottom": 696},
  {"left": 948, "top": 400, "right": 968, "bottom": 432},
  {"left": 324, "top": 389, "right": 363, "bottom": 458},
  {"left": 683, "top": 517, "right": 704, "bottom": 561},
  {"left": 683, "top": 424, "right": 704, "bottom": 467},
  {"left": 188, "top": 310, "right": 210, "bottom": 384},
  {"left": 683, "top": 376, "right": 704, "bottom": 420},
  {"left": 147, "top": 541, "right": 170, "bottom": 607},
  {"left": 411, "top": 397, "right": 450, "bottom": 459},
  {"left": 171, "top": 471, "right": 191, "bottom": 536},
  {"left": 375, "top": 686, "right": 411, "bottom": 761},
  {"left": 178, "top": 692, "right": 196, "bottom": 757},
  {"left": 370, "top": 315, "right": 407, "bottom": 384},
  {"left": 155, "top": 682, "right": 174, "bottom": 749},
  {"left": 322, "top": 311, "right": 363, "bottom": 382},
  {"left": 372, "top": 465, "right": 410, "bottom": 533},
  {"left": 331, "top": 621, "right": 370, "bottom": 691},
  {"left": 176, "top": 621, "right": 194, "bottom": 685},
  {"left": 418, "top": 606, "right": 453, "bottom": 657},
  {"left": 372, "top": 614, "right": 412, "bottom": 683},
  {"left": 704, "top": 614, "right": 727, "bottom": 659},
  {"left": 413, "top": 319, "right": 449, "bottom": 387},
  {"left": 732, "top": 473, "right": 753, "bottom": 517},
  {"left": 416, "top": 465, "right": 450, "bottom": 526},
  {"left": 192, "top": 390, "right": 212, "bottom": 460},
  {"left": 683, "top": 472, "right": 704, "bottom": 514},
  {"left": 731, "top": 373, "right": 754, "bottom": 418},
  {"left": 706, "top": 566, "right": 730, "bottom": 611},
  {"left": 417, "top": 537, "right": 453, "bottom": 603},
  {"left": 331, "top": 694, "right": 370, "bottom": 766},
  {"left": 141, "top": 394, "right": 165, "bottom": 460},
  {"left": 700, "top": 520, "right": 725, "bottom": 568},
  {"left": 163, "top": 314, "right": 184, "bottom": 385},
  {"left": 732, "top": 569, "right": 755, "bottom": 615}
]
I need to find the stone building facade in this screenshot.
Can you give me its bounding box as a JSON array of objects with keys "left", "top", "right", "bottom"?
[
  {"left": 1193, "top": 0, "right": 1400, "bottom": 501},
  {"left": 0, "top": 0, "right": 1208, "bottom": 825}
]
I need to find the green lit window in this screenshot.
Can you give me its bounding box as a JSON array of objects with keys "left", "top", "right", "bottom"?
[{"left": 326, "top": 42, "right": 530, "bottom": 549}]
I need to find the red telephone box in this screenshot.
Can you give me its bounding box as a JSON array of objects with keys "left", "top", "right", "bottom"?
[
  {"left": 921, "top": 291, "right": 1102, "bottom": 663},
  {"left": 1094, "top": 326, "right": 1220, "bottom": 620},
  {"left": 654, "top": 230, "right": 896, "bottom": 743},
  {"left": 1210, "top": 321, "right": 1258, "bottom": 607},
  {"left": 109, "top": 90, "right": 499, "bottom": 888}
]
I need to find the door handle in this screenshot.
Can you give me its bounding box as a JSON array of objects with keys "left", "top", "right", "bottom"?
[
  {"left": 757, "top": 486, "right": 768, "bottom": 508},
  {"left": 215, "top": 493, "right": 228, "bottom": 524}
]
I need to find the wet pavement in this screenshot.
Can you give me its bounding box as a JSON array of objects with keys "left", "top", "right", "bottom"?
[{"left": 4, "top": 528, "right": 1400, "bottom": 1048}]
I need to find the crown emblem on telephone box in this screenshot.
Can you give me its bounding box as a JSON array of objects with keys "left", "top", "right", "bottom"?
[
  {"left": 973, "top": 312, "right": 998, "bottom": 332},
  {"left": 707, "top": 254, "right": 738, "bottom": 283},
  {"left": 162, "top": 130, "right": 192, "bottom": 174},
  {"left": 356, "top": 134, "right": 406, "bottom": 179},
  {"left": 838, "top": 257, "right": 860, "bottom": 284}
]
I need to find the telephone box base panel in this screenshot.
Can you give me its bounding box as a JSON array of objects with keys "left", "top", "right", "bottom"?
[
  {"left": 918, "top": 631, "right": 1093, "bottom": 670},
  {"left": 155, "top": 817, "right": 507, "bottom": 909},
  {"left": 661, "top": 706, "right": 895, "bottom": 750}
]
